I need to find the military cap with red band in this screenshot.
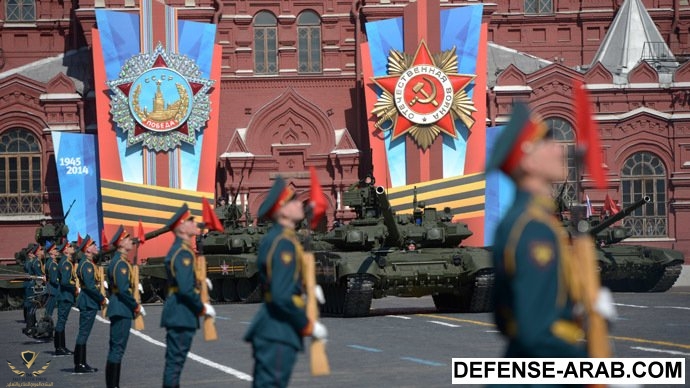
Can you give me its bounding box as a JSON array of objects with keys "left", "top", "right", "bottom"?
[
  {"left": 77, "top": 234, "right": 94, "bottom": 253},
  {"left": 110, "top": 225, "right": 130, "bottom": 247},
  {"left": 257, "top": 176, "right": 295, "bottom": 220},
  {"left": 485, "top": 102, "right": 550, "bottom": 176},
  {"left": 166, "top": 203, "right": 195, "bottom": 231}
]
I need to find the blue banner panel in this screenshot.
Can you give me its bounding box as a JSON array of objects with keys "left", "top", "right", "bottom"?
[
  {"left": 51, "top": 132, "right": 102, "bottom": 245},
  {"left": 484, "top": 126, "right": 515, "bottom": 246}
]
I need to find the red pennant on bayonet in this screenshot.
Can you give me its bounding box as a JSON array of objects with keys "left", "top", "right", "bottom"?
[
  {"left": 77, "top": 232, "right": 83, "bottom": 247},
  {"left": 574, "top": 79, "right": 607, "bottom": 189},
  {"left": 137, "top": 220, "right": 146, "bottom": 244},
  {"left": 309, "top": 167, "right": 327, "bottom": 230},
  {"left": 101, "top": 229, "right": 109, "bottom": 249},
  {"left": 202, "top": 197, "right": 224, "bottom": 232}
]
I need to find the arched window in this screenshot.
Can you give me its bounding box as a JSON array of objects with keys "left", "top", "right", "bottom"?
[
  {"left": 621, "top": 152, "right": 667, "bottom": 237},
  {"left": 525, "top": 0, "right": 553, "bottom": 14},
  {"left": 6, "top": 0, "right": 35, "bottom": 22},
  {"left": 253, "top": 11, "right": 278, "bottom": 75},
  {"left": 0, "top": 128, "right": 42, "bottom": 215},
  {"left": 297, "top": 10, "right": 322, "bottom": 73},
  {"left": 546, "top": 117, "right": 576, "bottom": 206}
]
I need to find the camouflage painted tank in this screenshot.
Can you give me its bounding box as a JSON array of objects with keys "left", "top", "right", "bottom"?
[
  {"left": 562, "top": 196, "right": 684, "bottom": 292},
  {"left": 583, "top": 197, "right": 684, "bottom": 292},
  {"left": 312, "top": 178, "right": 494, "bottom": 317},
  {"left": 138, "top": 202, "right": 265, "bottom": 303}
]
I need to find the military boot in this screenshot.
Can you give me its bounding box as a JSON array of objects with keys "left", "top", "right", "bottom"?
[
  {"left": 105, "top": 362, "right": 120, "bottom": 388},
  {"left": 54, "top": 331, "right": 73, "bottom": 356},
  {"left": 74, "top": 344, "right": 98, "bottom": 373}
]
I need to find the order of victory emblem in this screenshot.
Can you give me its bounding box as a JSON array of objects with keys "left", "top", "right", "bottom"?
[
  {"left": 108, "top": 43, "right": 214, "bottom": 152},
  {"left": 371, "top": 40, "right": 477, "bottom": 150}
]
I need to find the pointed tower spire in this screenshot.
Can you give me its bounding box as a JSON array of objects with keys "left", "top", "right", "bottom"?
[{"left": 590, "top": 0, "right": 677, "bottom": 78}]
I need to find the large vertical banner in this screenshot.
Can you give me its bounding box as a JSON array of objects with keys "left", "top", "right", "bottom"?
[
  {"left": 91, "top": 1, "right": 221, "bottom": 256},
  {"left": 362, "top": 1, "right": 488, "bottom": 246},
  {"left": 484, "top": 126, "right": 516, "bottom": 246},
  {"left": 51, "top": 132, "right": 101, "bottom": 243}
]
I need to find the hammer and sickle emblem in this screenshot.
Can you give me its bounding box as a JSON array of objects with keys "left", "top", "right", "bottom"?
[{"left": 409, "top": 76, "right": 438, "bottom": 107}]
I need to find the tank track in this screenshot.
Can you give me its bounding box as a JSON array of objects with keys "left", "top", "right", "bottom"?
[
  {"left": 322, "top": 274, "right": 374, "bottom": 317},
  {"left": 647, "top": 264, "right": 682, "bottom": 292},
  {"left": 467, "top": 271, "right": 495, "bottom": 313}
]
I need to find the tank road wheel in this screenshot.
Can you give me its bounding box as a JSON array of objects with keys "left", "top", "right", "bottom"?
[
  {"left": 237, "top": 276, "right": 262, "bottom": 303},
  {"left": 209, "top": 279, "right": 223, "bottom": 302},
  {"left": 6, "top": 289, "right": 23, "bottom": 310},
  {"left": 222, "top": 279, "right": 238, "bottom": 302},
  {"left": 433, "top": 271, "right": 494, "bottom": 313}
]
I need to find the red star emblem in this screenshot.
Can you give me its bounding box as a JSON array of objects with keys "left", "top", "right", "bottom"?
[
  {"left": 116, "top": 54, "right": 207, "bottom": 137},
  {"left": 372, "top": 41, "right": 474, "bottom": 141},
  {"left": 220, "top": 260, "right": 229, "bottom": 276}
]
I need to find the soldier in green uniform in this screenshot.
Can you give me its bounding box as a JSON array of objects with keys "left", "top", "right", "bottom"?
[
  {"left": 22, "top": 243, "right": 38, "bottom": 323},
  {"left": 244, "top": 177, "right": 328, "bottom": 388},
  {"left": 161, "top": 204, "right": 216, "bottom": 388},
  {"left": 487, "top": 102, "right": 587, "bottom": 359},
  {"left": 106, "top": 226, "right": 145, "bottom": 388},
  {"left": 45, "top": 241, "right": 60, "bottom": 320},
  {"left": 74, "top": 235, "right": 107, "bottom": 373},
  {"left": 54, "top": 241, "right": 77, "bottom": 356}
]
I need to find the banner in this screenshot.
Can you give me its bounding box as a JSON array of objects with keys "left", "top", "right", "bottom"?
[
  {"left": 484, "top": 126, "right": 515, "bottom": 246},
  {"left": 51, "top": 131, "right": 102, "bottom": 244}
]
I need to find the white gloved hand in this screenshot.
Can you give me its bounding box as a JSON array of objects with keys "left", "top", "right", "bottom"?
[
  {"left": 311, "top": 321, "right": 328, "bottom": 341},
  {"left": 103, "top": 280, "right": 108, "bottom": 289},
  {"left": 206, "top": 278, "right": 213, "bottom": 291},
  {"left": 203, "top": 303, "right": 216, "bottom": 319},
  {"left": 594, "top": 287, "right": 617, "bottom": 321},
  {"left": 138, "top": 282, "right": 144, "bottom": 294},
  {"left": 103, "top": 297, "right": 109, "bottom": 306},
  {"left": 314, "top": 284, "right": 326, "bottom": 305},
  {"left": 138, "top": 305, "right": 147, "bottom": 317}
]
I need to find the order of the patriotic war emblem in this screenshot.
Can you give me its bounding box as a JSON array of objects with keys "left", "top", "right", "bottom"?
[
  {"left": 108, "top": 43, "right": 214, "bottom": 152},
  {"left": 371, "top": 40, "right": 477, "bottom": 150}
]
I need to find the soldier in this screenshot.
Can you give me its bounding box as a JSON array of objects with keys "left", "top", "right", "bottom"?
[
  {"left": 22, "top": 243, "right": 38, "bottom": 324},
  {"left": 487, "top": 102, "right": 591, "bottom": 359},
  {"left": 161, "top": 204, "right": 215, "bottom": 388},
  {"left": 244, "top": 177, "right": 328, "bottom": 388},
  {"left": 106, "top": 226, "right": 145, "bottom": 388},
  {"left": 74, "top": 235, "right": 108, "bottom": 373},
  {"left": 54, "top": 241, "right": 77, "bottom": 356},
  {"left": 45, "top": 241, "right": 60, "bottom": 321}
]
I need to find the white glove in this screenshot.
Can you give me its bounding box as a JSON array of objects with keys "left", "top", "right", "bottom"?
[
  {"left": 206, "top": 278, "right": 213, "bottom": 291},
  {"left": 203, "top": 303, "right": 216, "bottom": 319},
  {"left": 103, "top": 280, "right": 108, "bottom": 289},
  {"left": 314, "top": 285, "right": 326, "bottom": 305},
  {"left": 138, "top": 282, "right": 144, "bottom": 294},
  {"left": 311, "top": 321, "right": 328, "bottom": 341},
  {"left": 103, "top": 297, "right": 109, "bottom": 306},
  {"left": 76, "top": 286, "right": 81, "bottom": 295},
  {"left": 594, "top": 287, "right": 617, "bottom": 321},
  {"left": 138, "top": 305, "right": 147, "bottom": 317}
]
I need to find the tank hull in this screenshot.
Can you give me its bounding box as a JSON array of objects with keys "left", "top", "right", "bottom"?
[{"left": 597, "top": 244, "right": 684, "bottom": 292}]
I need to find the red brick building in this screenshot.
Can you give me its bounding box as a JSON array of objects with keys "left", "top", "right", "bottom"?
[{"left": 1, "top": 0, "right": 690, "bottom": 261}]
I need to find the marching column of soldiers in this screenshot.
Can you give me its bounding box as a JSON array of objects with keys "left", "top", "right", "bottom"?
[{"left": 14, "top": 101, "right": 618, "bottom": 387}]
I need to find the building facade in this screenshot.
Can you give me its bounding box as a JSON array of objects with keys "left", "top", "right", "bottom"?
[{"left": 1, "top": 0, "right": 690, "bottom": 261}]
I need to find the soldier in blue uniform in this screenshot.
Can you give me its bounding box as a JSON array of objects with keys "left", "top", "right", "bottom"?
[
  {"left": 487, "top": 102, "right": 588, "bottom": 359},
  {"left": 244, "top": 177, "right": 328, "bottom": 388},
  {"left": 161, "top": 204, "right": 216, "bottom": 388},
  {"left": 106, "top": 225, "right": 145, "bottom": 388},
  {"left": 74, "top": 235, "right": 107, "bottom": 373},
  {"left": 45, "top": 241, "right": 60, "bottom": 320},
  {"left": 54, "top": 241, "right": 77, "bottom": 356}
]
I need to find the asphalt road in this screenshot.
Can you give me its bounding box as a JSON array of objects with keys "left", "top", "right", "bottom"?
[{"left": 1, "top": 288, "right": 688, "bottom": 387}]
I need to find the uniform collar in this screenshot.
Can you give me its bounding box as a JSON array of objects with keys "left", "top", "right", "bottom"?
[{"left": 517, "top": 189, "right": 556, "bottom": 213}]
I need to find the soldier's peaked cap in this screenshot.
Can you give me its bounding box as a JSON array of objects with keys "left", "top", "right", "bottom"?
[
  {"left": 166, "top": 203, "right": 194, "bottom": 231},
  {"left": 57, "top": 242, "right": 68, "bottom": 253},
  {"left": 258, "top": 176, "right": 295, "bottom": 220},
  {"left": 45, "top": 241, "right": 55, "bottom": 252},
  {"left": 485, "top": 102, "right": 550, "bottom": 176},
  {"left": 77, "top": 234, "right": 93, "bottom": 252},
  {"left": 26, "top": 243, "right": 38, "bottom": 255},
  {"left": 110, "top": 225, "right": 130, "bottom": 247}
]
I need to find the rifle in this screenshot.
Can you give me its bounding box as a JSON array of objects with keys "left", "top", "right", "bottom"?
[
  {"left": 195, "top": 255, "right": 217, "bottom": 341},
  {"left": 130, "top": 224, "right": 171, "bottom": 331},
  {"left": 63, "top": 199, "right": 76, "bottom": 221},
  {"left": 97, "top": 265, "right": 107, "bottom": 318},
  {"left": 302, "top": 251, "right": 330, "bottom": 375}
]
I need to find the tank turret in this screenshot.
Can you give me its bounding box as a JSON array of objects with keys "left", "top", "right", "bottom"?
[{"left": 586, "top": 196, "right": 650, "bottom": 244}]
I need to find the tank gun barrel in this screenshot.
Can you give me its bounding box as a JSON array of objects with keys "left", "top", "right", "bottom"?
[
  {"left": 588, "top": 196, "right": 651, "bottom": 236},
  {"left": 375, "top": 186, "right": 403, "bottom": 247}
]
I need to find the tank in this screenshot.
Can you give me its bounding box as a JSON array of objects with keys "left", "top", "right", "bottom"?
[
  {"left": 138, "top": 201, "right": 265, "bottom": 304},
  {"left": 312, "top": 177, "right": 494, "bottom": 317},
  {"left": 566, "top": 196, "right": 684, "bottom": 292}
]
